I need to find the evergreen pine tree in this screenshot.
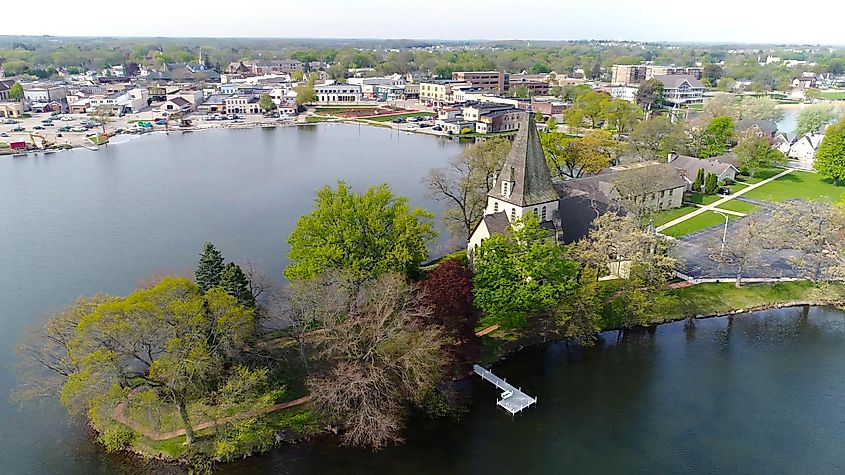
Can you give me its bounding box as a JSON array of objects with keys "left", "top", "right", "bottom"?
[
  {"left": 220, "top": 262, "right": 255, "bottom": 308},
  {"left": 692, "top": 168, "right": 704, "bottom": 192},
  {"left": 195, "top": 241, "right": 224, "bottom": 293},
  {"left": 704, "top": 172, "right": 718, "bottom": 195}
]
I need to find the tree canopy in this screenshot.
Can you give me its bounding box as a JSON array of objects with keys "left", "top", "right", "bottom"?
[
  {"left": 796, "top": 104, "right": 839, "bottom": 137},
  {"left": 286, "top": 181, "right": 436, "bottom": 281},
  {"left": 473, "top": 214, "right": 579, "bottom": 328},
  {"left": 814, "top": 119, "right": 845, "bottom": 184}
]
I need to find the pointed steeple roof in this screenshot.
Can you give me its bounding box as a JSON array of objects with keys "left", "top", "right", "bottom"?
[{"left": 488, "top": 113, "right": 559, "bottom": 207}]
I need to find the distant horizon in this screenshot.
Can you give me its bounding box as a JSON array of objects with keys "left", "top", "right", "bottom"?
[
  {"left": 4, "top": 0, "right": 844, "bottom": 45},
  {"left": 1, "top": 34, "right": 841, "bottom": 49}
]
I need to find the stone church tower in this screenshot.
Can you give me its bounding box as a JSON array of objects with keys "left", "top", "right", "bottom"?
[{"left": 467, "top": 113, "right": 561, "bottom": 255}]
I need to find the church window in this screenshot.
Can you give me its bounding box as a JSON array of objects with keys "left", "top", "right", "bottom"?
[
  {"left": 533, "top": 208, "right": 538, "bottom": 216},
  {"left": 542, "top": 206, "right": 547, "bottom": 221},
  {"left": 502, "top": 182, "right": 509, "bottom": 196},
  {"left": 494, "top": 201, "right": 499, "bottom": 212},
  {"left": 511, "top": 208, "right": 516, "bottom": 221}
]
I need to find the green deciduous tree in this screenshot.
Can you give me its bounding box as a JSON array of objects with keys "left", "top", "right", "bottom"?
[
  {"left": 258, "top": 93, "right": 275, "bottom": 112},
  {"left": 196, "top": 241, "right": 225, "bottom": 292},
  {"left": 542, "top": 130, "right": 618, "bottom": 179},
  {"left": 25, "top": 278, "right": 255, "bottom": 446},
  {"left": 9, "top": 81, "right": 24, "bottom": 101},
  {"left": 735, "top": 131, "right": 786, "bottom": 177},
  {"left": 603, "top": 98, "right": 641, "bottom": 136},
  {"left": 565, "top": 90, "right": 611, "bottom": 129},
  {"left": 286, "top": 181, "right": 436, "bottom": 281},
  {"left": 627, "top": 115, "right": 686, "bottom": 161},
  {"left": 814, "top": 119, "right": 845, "bottom": 184},
  {"left": 473, "top": 214, "right": 579, "bottom": 328},
  {"left": 689, "top": 116, "right": 735, "bottom": 158},
  {"left": 545, "top": 116, "right": 558, "bottom": 131},
  {"left": 796, "top": 104, "right": 839, "bottom": 137}
]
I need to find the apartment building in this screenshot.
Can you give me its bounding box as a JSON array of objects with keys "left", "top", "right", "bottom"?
[
  {"left": 611, "top": 64, "right": 704, "bottom": 86},
  {"left": 654, "top": 75, "right": 705, "bottom": 106}
]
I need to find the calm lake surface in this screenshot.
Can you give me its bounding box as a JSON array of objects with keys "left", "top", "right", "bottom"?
[
  {"left": 0, "top": 124, "right": 461, "bottom": 474},
  {"left": 3, "top": 125, "right": 845, "bottom": 474}
]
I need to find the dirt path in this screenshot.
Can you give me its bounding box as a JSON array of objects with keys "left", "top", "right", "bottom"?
[{"left": 112, "top": 393, "right": 312, "bottom": 441}]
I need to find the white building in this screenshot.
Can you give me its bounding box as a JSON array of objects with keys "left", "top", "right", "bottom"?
[
  {"left": 788, "top": 132, "right": 825, "bottom": 170},
  {"left": 314, "top": 84, "right": 362, "bottom": 103},
  {"left": 611, "top": 86, "right": 639, "bottom": 103},
  {"left": 653, "top": 75, "right": 704, "bottom": 106}
]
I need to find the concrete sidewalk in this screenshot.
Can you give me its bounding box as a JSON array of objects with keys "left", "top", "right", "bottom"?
[{"left": 656, "top": 168, "right": 794, "bottom": 232}]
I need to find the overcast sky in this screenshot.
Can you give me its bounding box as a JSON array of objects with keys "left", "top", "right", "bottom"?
[{"left": 6, "top": 0, "right": 843, "bottom": 45}]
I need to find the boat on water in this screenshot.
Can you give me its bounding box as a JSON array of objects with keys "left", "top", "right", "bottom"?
[{"left": 12, "top": 153, "right": 28, "bottom": 158}]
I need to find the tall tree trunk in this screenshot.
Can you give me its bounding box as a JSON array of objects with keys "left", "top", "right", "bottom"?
[
  {"left": 735, "top": 270, "right": 743, "bottom": 288},
  {"left": 176, "top": 397, "right": 195, "bottom": 445}
]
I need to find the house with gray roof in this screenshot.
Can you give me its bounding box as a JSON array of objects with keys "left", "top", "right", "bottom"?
[
  {"left": 667, "top": 153, "right": 739, "bottom": 189},
  {"left": 736, "top": 119, "right": 778, "bottom": 139},
  {"left": 653, "top": 74, "right": 704, "bottom": 106}
]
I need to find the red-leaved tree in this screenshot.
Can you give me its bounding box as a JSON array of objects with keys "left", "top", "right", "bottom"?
[{"left": 420, "top": 260, "right": 479, "bottom": 369}]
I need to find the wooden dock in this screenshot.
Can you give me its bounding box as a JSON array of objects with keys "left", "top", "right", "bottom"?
[{"left": 473, "top": 364, "right": 537, "bottom": 415}]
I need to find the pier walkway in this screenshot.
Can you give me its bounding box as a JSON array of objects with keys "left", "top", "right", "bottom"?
[{"left": 473, "top": 364, "right": 537, "bottom": 415}]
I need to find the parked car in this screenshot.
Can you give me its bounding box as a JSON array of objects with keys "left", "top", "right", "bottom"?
[
  {"left": 0, "top": 132, "right": 8, "bottom": 137},
  {"left": 33, "top": 126, "right": 45, "bottom": 130},
  {"left": 717, "top": 187, "right": 732, "bottom": 196},
  {"left": 3, "top": 119, "right": 17, "bottom": 124},
  {"left": 41, "top": 118, "right": 53, "bottom": 123},
  {"left": 61, "top": 116, "right": 75, "bottom": 122},
  {"left": 11, "top": 126, "right": 25, "bottom": 132}
]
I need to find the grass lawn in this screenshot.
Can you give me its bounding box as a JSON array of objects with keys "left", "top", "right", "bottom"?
[
  {"left": 367, "top": 112, "right": 434, "bottom": 122},
  {"left": 714, "top": 199, "right": 759, "bottom": 214},
  {"left": 728, "top": 182, "right": 749, "bottom": 193},
  {"left": 661, "top": 210, "right": 736, "bottom": 237},
  {"left": 304, "top": 116, "right": 335, "bottom": 123},
  {"left": 735, "top": 168, "right": 783, "bottom": 184},
  {"left": 819, "top": 91, "right": 845, "bottom": 100},
  {"left": 88, "top": 135, "right": 109, "bottom": 145},
  {"left": 652, "top": 206, "right": 697, "bottom": 227},
  {"left": 602, "top": 281, "right": 845, "bottom": 327},
  {"left": 685, "top": 193, "right": 721, "bottom": 205},
  {"left": 742, "top": 170, "right": 845, "bottom": 203}
]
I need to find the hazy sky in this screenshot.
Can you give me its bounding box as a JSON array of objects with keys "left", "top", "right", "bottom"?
[{"left": 6, "top": 0, "right": 844, "bottom": 45}]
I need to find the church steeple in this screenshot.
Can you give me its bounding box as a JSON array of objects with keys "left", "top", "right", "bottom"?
[{"left": 489, "top": 113, "right": 558, "bottom": 207}]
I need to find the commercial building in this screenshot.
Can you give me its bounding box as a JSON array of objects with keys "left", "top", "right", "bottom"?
[
  {"left": 419, "top": 80, "right": 471, "bottom": 104},
  {"left": 314, "top": 84, "right": 363, "bottom": 103},
  {"left": 611, "top": 65, "right": 704, "bottom": 86},
  {"left": 452, "top": 71, "right": 509, "bottom": 92}
]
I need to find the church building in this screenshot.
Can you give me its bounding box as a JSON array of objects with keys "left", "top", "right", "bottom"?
[{"left": 467, "top": 114, "right": 561, "bottom": 256}]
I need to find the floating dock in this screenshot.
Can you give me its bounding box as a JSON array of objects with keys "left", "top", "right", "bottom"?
[{"left": 473, "top": 364, "right": 537, "bottom": 415}]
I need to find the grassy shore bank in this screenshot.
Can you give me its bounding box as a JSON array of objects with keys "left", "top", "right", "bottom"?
[{"left": 480, "top": 280, "right": 845, "bottom": 364}]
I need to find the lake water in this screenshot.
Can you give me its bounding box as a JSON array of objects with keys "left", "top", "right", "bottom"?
[
  {"left": 224, "top": 306, "right": 845, "bottom": 475},
  {"left": 3, "top": 125, "right": 845, "bottom": 475},
  {"left": 0, "top": 124, "right": 461, "bottom": 474}
]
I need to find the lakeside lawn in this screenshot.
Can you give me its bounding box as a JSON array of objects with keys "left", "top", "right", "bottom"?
[
  {"left": 366, "top": 112, "right": 435, "bottom": 122},
  {"left": 652, "top": 206, "right": 698, "bottom": 227},
  {"left": 480, "top": 280, "right": 845, "bottom": 365},
  {"left": 713, "top": 199, "right": 759, "bottom": 214},
  {"left": 661, "top": 210, "right": 736, "bottom": 237},
  {"left": 742, "top": 170, "right": 845, "bottom": 203},
  {"left": 819, "top": 91, "right": 845, "bottom": 100}
]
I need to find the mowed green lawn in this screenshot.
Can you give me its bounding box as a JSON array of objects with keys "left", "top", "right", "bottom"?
[
  {"left": 685, "top": 193, "right": 721, "bottom": 205},
  {"left": 653, "top": 206, "right": 697, "bottom": 227},
  {"left": 735, "top": 168, "right": 783, "bottom": 184},
  {"left": 661, "top": 211, "right": 737, "bottom": 237},
  {"left": 742, "top": 171, "right": 845, "bottom": 203},
  {"left": 714, "top": 199, "right": 759, "bottom": 214}
]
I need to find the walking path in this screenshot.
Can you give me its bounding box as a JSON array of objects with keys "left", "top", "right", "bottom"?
[
  {"left": 656, "top": 168, "right": 794, "bottom": 232},
  {"left": 112, "top": 393, "right": 312, "bottom": 441}
]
